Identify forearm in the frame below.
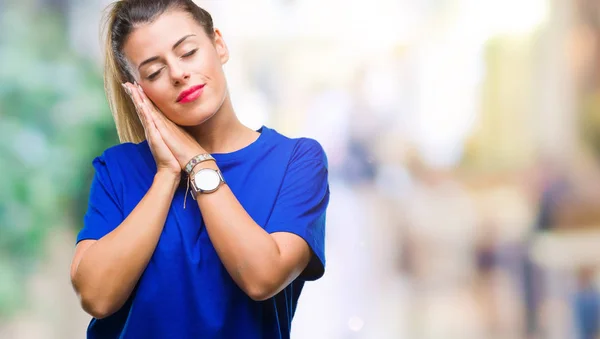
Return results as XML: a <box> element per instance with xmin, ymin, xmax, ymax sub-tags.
<box><xmin>197</xmin><ymin>182</ymin><xmax>297</xmax><ymax>300</ymax></box>
<box><xmin>73</xmin><ymin>171</ymin><xmax>179</xmax><ymax>317</ymax></box>
<box><xmin>199</xmin><ymin>187</ymin><xmax>284</xmax><ymax>298</ymax></box>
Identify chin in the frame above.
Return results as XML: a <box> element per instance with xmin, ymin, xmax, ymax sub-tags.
<box><xmin>173</xmin><ymin>110</ymin><xmax>217</xmax><ymax>127</ymax></box>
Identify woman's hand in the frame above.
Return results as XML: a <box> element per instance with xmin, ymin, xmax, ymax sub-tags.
<box><xmin>123</xmin><ymin>82</ymin><xmax>181</xmax><ymax>179</ymax></box>
<box><xmin>128</xmin><ymin>83</ymin><xmax>206</xmax><ymax>172</ymax></box>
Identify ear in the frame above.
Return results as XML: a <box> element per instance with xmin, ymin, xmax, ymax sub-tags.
<box><xmin>213</xmin><ymin>29</ymin><xmax>229</xmax><ymax>65</ymax></box>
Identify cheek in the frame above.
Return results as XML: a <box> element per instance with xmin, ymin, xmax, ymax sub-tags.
<box><xmin>194</xmin><ymin>51</ymin><xmax>224</xmax><ymax>78</ymax></box>
<box><xmin>144</xmin><ymin>88</ymin><xmax>165</xmax><ymax>106</ymax></box>
<box><xmin>208</xmin><ymin>62</ymin><xmax>227</xmax><ymax>92</ymax></box>
<box><xmin>144</xmin><ymin>86</ymin><xmax>175</xmax><ymax>114</ymax></box>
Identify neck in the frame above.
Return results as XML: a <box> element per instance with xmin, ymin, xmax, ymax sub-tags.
<box><xmin>184</xmin><ymin>93</ymin><xmax>257</xmax><ymax>154</ymax></box>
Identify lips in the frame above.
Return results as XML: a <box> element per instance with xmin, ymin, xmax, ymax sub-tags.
<box><xmin>176</xmin><ymin>84</ymin><xmax>206</xmax><ymax>103</ymax></box>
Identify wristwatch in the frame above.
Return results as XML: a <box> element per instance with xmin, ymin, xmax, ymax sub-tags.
<box><xmin>190</xmin><ymin>168</ymin><xmax>225</xmax><ymax>197</ymax></box>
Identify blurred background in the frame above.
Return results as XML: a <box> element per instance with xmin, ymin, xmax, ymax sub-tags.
<box><xmin>3</xmin><ymin>0</ymin><xmax>600</xmax><ymax>338</ymax></box>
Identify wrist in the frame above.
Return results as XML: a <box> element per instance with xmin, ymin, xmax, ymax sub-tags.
<box><xmin>155</xmin><ymin>169</ymin><xmax>181</xmax><ymax>186</ymax></box>
<box><xmin>184</xmin><ymin>152</ymin><xmax>216</xmax><ymax>175</ymax></box>
<box><xmin>191</xmin><ymin>159</ymin><xmax>218</xmax><ymax>172</ymax></box>
<box><xmin>182</xmin><ymin>148</ymin><xmax>207</xmax><ymax>167</ymax></box>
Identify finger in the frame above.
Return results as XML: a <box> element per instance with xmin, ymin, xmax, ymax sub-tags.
<box><xmin>128</xmin><ymin>84</ymin><xmax>152</xmax><ymax>128</ymax></box>
<box><xmin>123</xmin><ymin>83</ymin><xmax>141</xmax><ymax>114</ymax></box>
<box><xmin>139</xmin><ymin>101</ymin><xmax>163</xmax><ymax>145</ymax></box>
<box><xmin>135</xmin><ymin>82</ymin><xmax>148</xmax><ymax>105</ymax></box>
<box><xmin>132</xmin><ymin>83</ymin><xmax>160</xmax><ymax>123</ymax></box>
<box><xmin>125</xmin><ymin>83</ymin><xmax>154</xmax><ymax>142</ymax></box>
<box><xmin>146</xmin><ymin>114</ymin><xmax>161</xmax><ymax>142</ymax></box>
<box><xmin>134</xmin><ymin>83</ymin><xmax>170</xmax><ymax>126</ymax></box>
<box><xmin>128</xmin><ymin>83</ymin><xmax>145</xmax><ymax>112</ymax></box>
<box><xmin>131</xmin><ymin>84</ymin><xmax>182</xmax><ymax>150</ymax></box>
<box><xmin>149</xmin><ymin>110</ymin><xmax>171</xmax><ymax>145</ymax></box>
<box><xmin>123</xmin><ymin>83</ymin><xmax>143</xmax><ymax>120</ymax></box>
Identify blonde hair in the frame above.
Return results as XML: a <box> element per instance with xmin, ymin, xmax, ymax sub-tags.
<box><xmin>101</xmin><ymin>0</ymin><xmax>215</xmax><ymax>143</ymax></box>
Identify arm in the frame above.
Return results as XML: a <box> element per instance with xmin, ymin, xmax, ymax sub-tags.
<box><xmin>70</xmin><ymin>171</ymin><xmax>179</xmax><ymax>319</ymax></box>
<box><xmin>71</xmin><ymin>82</ymin><xmax>183</xmax><ymax>319</ymax></box>
<box><xmin>194</xmin><ymin>164</ymin><xmax>312</xmax><ymax>301</ymax></box>
<box><xmin>129</xmin><ymin>84</ymin><xmax>328</xmax><ymax>301</ymax></box>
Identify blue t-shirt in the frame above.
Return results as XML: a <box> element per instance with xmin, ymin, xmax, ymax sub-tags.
<box><xmin>76</xmin><ymin>126</ymin><xmax>329</xmax><ymax>339</ymax></box>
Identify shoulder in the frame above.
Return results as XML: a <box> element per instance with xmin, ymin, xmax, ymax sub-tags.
<box><xmin>91</xmin><ymin>141</ymin><xmax>151</xmax><ymax>182</ymax></box>
<box><xmin>265</xmin><ymin>127</ymin><xmax>327</xmax><ymax>167</ymax></box>
<box><xmin>88</xmin><ymin>142</ymin><xmax>152</xmax><ymax>200</ymax></box>
<box><xmin>290</xmin><ymin>137</ymin><xmax>327</xmax><ymax>166</ymax></box>
<box><xmin>97</xmin><ymin>141</ymin><xmax>148</xmax><ymax>162</ymax></box>
<box><xmin>93</xmin><ymin>141</ymin><xmax>150</xmax><ymax>167</ymax></box>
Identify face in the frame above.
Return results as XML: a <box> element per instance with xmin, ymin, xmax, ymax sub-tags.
<box><xmin>122</xmin><ymin>9</ymin><xmax>229</xmax><ymax>126</ymax></box>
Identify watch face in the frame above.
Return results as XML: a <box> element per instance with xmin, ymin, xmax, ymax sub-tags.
<box><xmin>194</xmin><ymin>169</ymin><xmax>221</xmax><ymax>191</ymax></box>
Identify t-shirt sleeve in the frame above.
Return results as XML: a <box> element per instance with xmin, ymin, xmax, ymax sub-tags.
<box><xmin>76</xmin><ymin>154</ymin><xmax>124</xmax><ymax>244</ymax></box>
<box><xmin>265</xmin><ymin>138</ymin><xmax>330</xmax><ymax>281</ymax></box>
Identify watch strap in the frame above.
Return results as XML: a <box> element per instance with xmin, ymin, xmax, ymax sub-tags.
<box><xmin>184</xmin><ymin>153</ymin><xmax>215</xmax><ymax>175</ymax></box>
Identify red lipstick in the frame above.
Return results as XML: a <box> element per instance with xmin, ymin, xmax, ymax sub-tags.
<box><xmin>176</xmin><ymin>84</ymin><xmax>205</xmax><ymax>103</ymax></box>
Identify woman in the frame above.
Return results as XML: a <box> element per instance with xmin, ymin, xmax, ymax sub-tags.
<box><xmin>69</xmin><ymin>0</ymin><xmax>330</xmax><ymax>338</ymax></box>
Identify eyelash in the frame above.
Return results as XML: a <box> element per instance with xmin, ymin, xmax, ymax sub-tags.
<box><xmin>182</xmin><ymin>49</ymin><xmax>198</xmax><ymax>58</ymax></box>
<box><xmin>146</xmin><ymin>49</ymin><xmax>198</xmax><ymax>80</ymax></box>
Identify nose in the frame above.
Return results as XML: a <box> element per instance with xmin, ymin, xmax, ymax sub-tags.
<box><xmin>170</xmin><ymin>62</ymin><xmax>190</xmax><ymax>86</ymax></box>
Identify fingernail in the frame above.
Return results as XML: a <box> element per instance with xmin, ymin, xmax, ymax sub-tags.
<box><xmin>121</xmin><ymin>83</ymin><xmax>131</xmax><ymax>96</ymax></box>
<box><xmin>135</xmin><ymin>83</ymin><xmax>146</xmax><ymax>103</ymax></box>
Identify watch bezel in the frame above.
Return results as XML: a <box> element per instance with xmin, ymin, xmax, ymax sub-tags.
<box><xmin>190</xmin><ymin>168</ymin><xmax>224</xmax><ymax>197</ymax></box>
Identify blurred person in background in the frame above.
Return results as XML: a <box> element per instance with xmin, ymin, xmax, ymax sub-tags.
<box><xmin>573</xmin><ymin>266</ymin><xmax>600</xmax><ymax>339</ymax></box>
<box><xmin>68</xmin><ymin>1</ymin><xmax>330</xmax><ymax>338</ymax></box>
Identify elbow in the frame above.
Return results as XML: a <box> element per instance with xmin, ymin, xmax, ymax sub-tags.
<box><xmin>80</xmin><ymin>296</ymin><xmax>116</xmax><ymax>319</ymax></box>
<box><xmin>70</xmin><ymin>254</ymin><xmax>122</xmax><ymax>319</ymax></box>
<box><xmin>242</xmin><ymin>276</ymin><xmax>282</xmax><ymax>301</ymax></box>
<box><xmin>245</xmin><ymin>285</ymin><xmax>275</xmax><ymax>301</ymax></box>
<box><xmin>73</xmin><ymin>281</ymin><xmax>119</xmax><ymax>319</ymax></box>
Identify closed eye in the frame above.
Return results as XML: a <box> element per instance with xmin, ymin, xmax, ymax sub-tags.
<box><xmin>146</xmin><ymin>49</ymin><xmax>197</xmax><ymax>80</ymax></box>
<box><xmin>147</xmin><ymin>68</ymin><xmax>164</xmax><ymax>80</ymax></box>
<box><xmin>182</xmin><ymin>49</ymin><xmax>198</xmax><ymax>58</ymax></box>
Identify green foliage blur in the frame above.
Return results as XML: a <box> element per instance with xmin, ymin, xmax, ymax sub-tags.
<box><xmin>0</xmin><ymin>4</ymin><xmax>119</xmax><ymax>318</ymax></box>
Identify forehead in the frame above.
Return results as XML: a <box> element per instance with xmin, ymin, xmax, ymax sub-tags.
<box><xmin>122</xmin><ymin>10</ymin><xmax>205</xmax><ymax>63</ymax></box>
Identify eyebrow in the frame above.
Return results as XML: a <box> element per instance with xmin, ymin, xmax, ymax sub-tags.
<box><xmin>137</xmin><ymin>34</ymin><xmax>196</xmax><ymax>71</ymax></box>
